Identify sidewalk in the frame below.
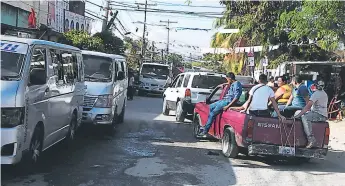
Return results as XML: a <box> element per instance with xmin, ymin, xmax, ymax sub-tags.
<box><xmin>325</xmin><ymin>120</ymin><xmax>345</xmax><ymax>167</ymax></box>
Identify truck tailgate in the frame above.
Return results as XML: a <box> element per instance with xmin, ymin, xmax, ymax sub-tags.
<box><xmin>250</xmin><ymin>117</ymin><xmax>328</xmax><ymax>148</ymax></box>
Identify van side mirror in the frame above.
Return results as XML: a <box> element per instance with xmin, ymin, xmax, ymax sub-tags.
<box><xmin>117</xmin><ymin>71</ymin><xmax>125</xmax><ymax>81</ymax></box>
<box><xmin>29</xmin><ymin>68</ymin><xmax>46</xmax><ymax>85</ymax></box>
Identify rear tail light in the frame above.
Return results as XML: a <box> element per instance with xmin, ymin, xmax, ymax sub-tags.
<box><xmin>323</xmin><ymin>127</ymin><xmax>330</xmax><ymax>148</ymax></box>
<box><xmin>185</xmin><ymin>89</ymin><xmax>191</xmax><ymax>97</ymax></box>
<box><xmin>246</xmin><ymin>119</ymin><xmax>254</xmax><ymax>140</ymax></box>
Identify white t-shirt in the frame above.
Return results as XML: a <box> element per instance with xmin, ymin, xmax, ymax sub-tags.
<box><xmin>248</xmin><ymin>84</ymin><xmax>275</xmax><ymax>111</ymax></box>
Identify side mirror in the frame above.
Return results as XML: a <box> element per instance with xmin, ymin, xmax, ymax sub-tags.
<box><xmin>29</xmin><ymin>68</ymin><xmax>46</xmax><ymax>85</ymax></box>
<box><xmin>117</xmin><ymin>71</ymin><xmax>125</xmax><ymax>81</ymax></box>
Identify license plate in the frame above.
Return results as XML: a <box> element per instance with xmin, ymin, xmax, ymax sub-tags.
<box><xmin>278</xmin><ymin>146</ymin><xmax>295</xmax><ymax>156</ymax></box>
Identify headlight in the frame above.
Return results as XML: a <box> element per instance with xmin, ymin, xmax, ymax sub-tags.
<box><xmin>1</xmin><ymin>107</ymin><xmax>25</xmax><ymax>128</ymax></box>
<box><xmin>94</xmin><ymin>95</ymin><xmax>113</xmax><ymax>108</ymax></box>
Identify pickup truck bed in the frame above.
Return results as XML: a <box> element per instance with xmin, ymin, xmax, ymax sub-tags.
<box><xmin>194</xmin><ymin>84</ymin><xmax>330</xmax><ymax>159</ymax></box>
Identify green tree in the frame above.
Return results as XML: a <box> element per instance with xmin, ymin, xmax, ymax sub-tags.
<box><xmin>212</xmin><ymin>1</ymin><xmax>344</xmax><ymax>67</ymax></box>
<box><xmin>58</xmin><ymin>30</ymin><xmax>104</xmax><ymax>51</ymax></box>
<box><xmin>167</xmin><ymin>53</ymin><xmax>183</xmax><ymax>67</ymax></box>
<box><xmin>93</xmin><ymin>31</ymin><xmax>125</xmax><ymax>55</ymax></box>
<box><xmin>124</xmin><ymin>37</ymin><xmax>141</xmax><ymax>70</ymax></box>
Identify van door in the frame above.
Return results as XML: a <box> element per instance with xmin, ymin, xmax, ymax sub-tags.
<box><xmin>45</xmin><ymin>49</ymin><xmax>72</xmax><ymax>145</ymax></box>
<box><xmin>75</xmin><ymin>52</ymin><xmax>85</xmax><ymax>128</ymax></box>
<box><xmin>26</xmin><ymin>47</ymin><xmax>51</xmax><ymax>147</ymax></box>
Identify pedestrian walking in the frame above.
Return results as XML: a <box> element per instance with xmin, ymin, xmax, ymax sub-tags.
<box><xmin>128</xmin><ymin>73</ymin><xmax>135</xmax><ymax>100</ymax></box>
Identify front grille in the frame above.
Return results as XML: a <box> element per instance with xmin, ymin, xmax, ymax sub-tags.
<box><xmin>83</xmin><ymin>96</ymin><xmax>97</xmax><ymax>107</ymax></box>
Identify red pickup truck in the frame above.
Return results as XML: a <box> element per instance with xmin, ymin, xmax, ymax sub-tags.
<box><xmin>193</xmin><ymin>83</ymin><xmax>329</xmax><ymax>161</ymax></box>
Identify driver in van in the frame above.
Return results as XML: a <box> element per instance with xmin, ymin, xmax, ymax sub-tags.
<box><xmin>198</xmin><ymin>72</ymin><xmax>242</xmax><ymax>137</ymax></box>
<box><xmin>100</xmin><ymin>63</ymin><xmax>111</xmax><ymax>78</ymax></box>
<box><xmin>293</xmin><ymin>80</ymin><xmax>328</xmax><ymax>148</ymax></box>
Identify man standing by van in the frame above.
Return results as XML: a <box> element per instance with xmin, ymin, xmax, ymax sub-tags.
<box><xmin>293</xmin><ymin>80</ymin><xmax>328</xmax><ymax>148</ymax></box>
<box><xmin>198</xmin><ymin>72</ymin><xmax>242</xmax><ymax>137</ymax></box>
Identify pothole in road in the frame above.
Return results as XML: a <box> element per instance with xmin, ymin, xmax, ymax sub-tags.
<box><xmin>124</xmin><ymin>157</ymin><xmax>167</xmax><ymax>178</ymax></box>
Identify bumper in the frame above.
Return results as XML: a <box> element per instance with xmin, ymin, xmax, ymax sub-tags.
<box><xmin>139</xmin><ymin>87</ymin><xmax>165</xmax><ymax>94</ymax></box>
<box><xmin>1</xmin><ymin>125</ymin><xmax>25</xmax><ymax>164</ymax></box>
<box><xmin>182</xmin><ymin>99</ymin><xmax>195</xmax><ymax>114</ymax></box>
<box><xmin>82</xmin><ymin>107</ymin><xmax>114</xmax><ymax>125</ymax></box>
<box><xmin>248</xmin><ymin>144</ymin><xmax>328</xmax><ymax>159</ymax></box>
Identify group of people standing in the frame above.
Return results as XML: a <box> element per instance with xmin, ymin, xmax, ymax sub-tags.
<box><xmin>199</xmin><ymin>72</ymin><xmax>329</xmax><ymax>149</ymax></box>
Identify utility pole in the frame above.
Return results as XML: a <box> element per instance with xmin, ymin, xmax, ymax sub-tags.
<box><xmin>161</xmin><ymin>49</ymin><xmax>164</xmax><ymax>62</ymax></box>
<box><xmin>160</xmin><ymin>19</ymin><xmax>178</xmax><ymax>58</ymax></box>
<box><xmin>151</xmin><ymin>41</ymin><xmax>155</xmax><ymax>62</ymax></box>
<box><xmin>102</xmin><ymin>0</ymin><xmax>110</xmax><ymax>31</ymax></box>
<box><xmin>135</xmin><ymin>0</ymin><xmax>156</xmax><ymax>65</ymax></box>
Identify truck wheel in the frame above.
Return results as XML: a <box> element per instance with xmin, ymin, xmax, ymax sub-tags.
<box><xmin>162</xmin><ymin>98</ymin><xmax>170</xmax><ymax>115</ymax></box>
<box><xmin>221</xmin><ymin>128</ymin><xmax>239</xmax><ymax>158</ymax></box>
<box><xmin>192</xmin><ymin>114</ymin><xmax>201</xmax><ymax>139</ymax></box>
<box><xmin>175</xmin><ymin>101</ymin><xmax>186</xmax><ymax>122</ymax></box>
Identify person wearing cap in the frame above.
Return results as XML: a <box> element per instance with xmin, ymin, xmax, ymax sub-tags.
<box><xmin>198</xmin><ymin>72</ymin><xmax>242</xmax><ymax>137</ymax></box>
<box><xmin>293</xmin><ymin>80</ymin><xmax>328</xmax><ymax>148</ymax></box>
<box><xmin>267</xmin><ymin>76</ymin><xmax>277</xmax><ymax>87</ymax></box>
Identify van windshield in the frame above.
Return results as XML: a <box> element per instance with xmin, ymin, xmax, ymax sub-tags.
<box><xmin>83</xmin><ymin>54</ymin><xmax>113</xmax><ymax>82</ymax></box>
<box><xmin>1</xmin><ymin>51</ymin><xmax>25</xmax><ymax>81</ymax></box>
<box><xmin>141</xmin><ymin>64</ymin><xmax>169</xmax><ymax>80</ymax></box>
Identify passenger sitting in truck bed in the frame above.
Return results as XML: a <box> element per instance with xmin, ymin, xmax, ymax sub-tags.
<box><xmin>272</xmin><ymin>75</ymin><xmax>309</xmax><ymax>118</ymax></box>
<box><xmin>198</xmin><ymin>72</ymin><xmax>242</xmax><ymax>137</ymax></box>
<box><xmin>293</xmin><ymin>80</ymin><xmax>328</xmax><ymax>148</ymax></box>
<box><xmin>231</xmin><ymin>74</ymin><xmax>285</xmax><ymax>121</ymax></box>
<box><xmin>271</xmin><ymin>76</ymin><xmax>292</xmax><ymax>109</ymax></box>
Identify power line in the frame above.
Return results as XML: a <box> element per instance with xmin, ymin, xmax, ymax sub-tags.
<box><xmin>148</xmin><ymin>0</ymin><xmax>225</xmax><ymax>9</ymax></box>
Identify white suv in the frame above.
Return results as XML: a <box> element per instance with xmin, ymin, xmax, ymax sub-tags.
<box><xmin>162</xmin><ymin>72</ymin><xmax>228</xmax><ymax>122</ymax></box>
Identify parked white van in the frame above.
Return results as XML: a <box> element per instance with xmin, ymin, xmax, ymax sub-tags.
<box><xmin>1</xmin><ymin>36</ymin><xmax>85</xmax><ymax>164</ymax></box>
<box><xmin>81</xmin><ymin>50</ymin><xmax>127</xmax><ymax>132</ymax></box>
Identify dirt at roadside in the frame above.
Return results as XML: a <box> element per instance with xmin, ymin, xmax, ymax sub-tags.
<box><xmin>326</xmin><ymin>121</ymin><xmax>345</xmax><ymax>167</ymax></box>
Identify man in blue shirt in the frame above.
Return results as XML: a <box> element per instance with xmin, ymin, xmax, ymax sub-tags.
<box><xmin>199</xmin><ymin>72</ymin><xmax>242</xmax><ymax>137</ymax></box>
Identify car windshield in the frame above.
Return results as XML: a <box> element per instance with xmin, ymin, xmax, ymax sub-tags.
<box><xmin>191</xmin><ymin>75</ymin><xmax>228</xmax><ymax>89</ymax></box>
<box><xmin>83</xmin><ymin>54</ymin><xmax>113</xmax><ymax>82</ymax></box>
<box><xmin>141</xmin><ymin>64</ymin><xmax>169</xmax><ymax>80</ymax></box>
<box><xmin>1</xmin><ymin>51</ymin><xmax>25</xmax><ymax>81</ymax></box>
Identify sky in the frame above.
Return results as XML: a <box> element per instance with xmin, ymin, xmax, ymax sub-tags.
<box><xmin>86</xmin><ymin>0</ymin><xmax>225</xmax><ymax>58</ymax></box>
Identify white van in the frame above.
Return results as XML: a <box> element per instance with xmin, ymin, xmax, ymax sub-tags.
<box><xmin>81</xmin><ymin>51</ymin><xmax>127</xmax><ymax>132</ymax></box>
<box><xmin>1</xmin><ymin>36</ymin><xmax>85</xmax><ymax>164</ymax></box>
<box><xmin>138</xmin><ymin>63</ymin><xmax>170</xmax><ymax>95</ymax></box>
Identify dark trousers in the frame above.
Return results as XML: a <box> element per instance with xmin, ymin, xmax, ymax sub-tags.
<box><xmin>127</xmin><ymin>86</ymin><xmax>134</xmax><ymax>100</ymax></box>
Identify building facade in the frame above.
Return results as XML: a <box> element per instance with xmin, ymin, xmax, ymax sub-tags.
<box><xmin>1</xmin><ymin>0</ymin><xmax>93</xmax><ymax>41</ymax></box>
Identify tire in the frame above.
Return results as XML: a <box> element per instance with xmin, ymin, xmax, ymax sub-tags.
<box><xmin>118</xmin><ymin>104</ymin><xmax>125</xmax><ymax>124</ymax></box>
<box><xmin>175</xmin><ymin>101</ymin><xmax>186</xmax><ymax>122</ymax></box>
<box><xmin>192</xmin><ymin>114</ymin><xmax>201</xmax><ymax>139</ymax></box>
<box><xmin>66</xmin><ymin>114</ymin><xmax>77</xmax><ymax>142</ymax></box>
<box><xmin>28</xmin><ymin>125</ymin><xmax>43</xmax><ymax>164</ymax></box>
<box><xmin>221</xmin><ymin>128</ymin><xmax>239</xmax><ymax>158</ymax></box>
<box><xmin>162</xmin><ymin>98</ymin><xmax>170</xmax><ymax>116</ymax></box>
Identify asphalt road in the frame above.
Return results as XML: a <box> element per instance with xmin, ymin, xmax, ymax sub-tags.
<box><xmin>1</xmin><ymin>96</ymin><xmax>345</xmax><ymax>186</ymax></box>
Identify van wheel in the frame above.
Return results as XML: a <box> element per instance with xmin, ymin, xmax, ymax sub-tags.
<box><xmin>176</xmin><ymin>101</ymin><xmax>186</xmax><ymax>122</ymax></box>
<box><xmin>28</xmin><ymin>126</ymin><xmax>43</xmax><ymax>164</ymax></box>
<box><xmin>162</xmin><ymin>98</ymin><xmax>170</xmax><ymax>115</ymax></box>
<box><xmin>193</xmin><ymin>114</ymin><xmax>201</xmax><ymax>139</ymax></box>
<box><xmin>66</xmin><ymin>114</ymin><xmax>77</xmax><ymax>142</ymax></box>
<box><xmin>107</xmin><ymin>114</ymin><xmax>118</xmax><ymax>135</ymax></box>
<box><xmin>118</xmin><ymin>105</ymin><xmax>125</xmax><ymax>124</ymax></box>
<box><xmin>221</xmin><ymin>128</ymin><xmax>239</xmax><ymax>158</ymax></box>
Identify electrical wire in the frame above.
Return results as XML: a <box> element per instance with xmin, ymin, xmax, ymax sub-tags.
<box><xmin>148</xmin><ymin>0</ymin><xmax>225</xmax><ymax>9</ymax></box>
